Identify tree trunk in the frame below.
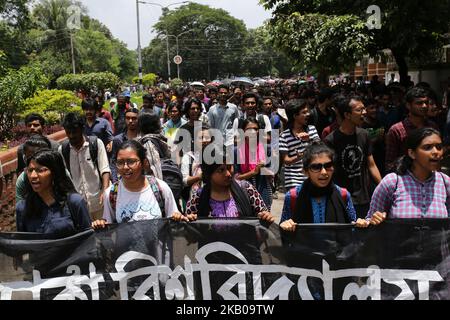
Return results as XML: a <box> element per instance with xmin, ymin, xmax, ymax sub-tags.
<box><xmin>391</xmin><ymin>49</ymin><xmax>409</xmax><ymax>87</ymax></box>
<box><xmin>317</xmin><ymin>69</ymin><xmax>329</xmax><ymax>87</ymax></box>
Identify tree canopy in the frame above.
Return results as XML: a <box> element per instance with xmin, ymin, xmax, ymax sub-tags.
<box><xmin>261</xmin><ymin>0</ymin><xmax>450</xmax><ymax>84</ymax></box>
<box><xmin>142</xmin><ymin>3</ymin><xmax>292</xmax><ymax>80</ymax></box>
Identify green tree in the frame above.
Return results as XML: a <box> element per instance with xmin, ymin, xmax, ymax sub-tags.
<box><xmin>0</xmin><ymin>0</ymin><xmax>30</xmax><ymax>68</ymax></box>
<box><xmin>75</xmin><ymin>28</ymin><xmax>120</xmax><ymax>74</ymax></box>
<box><xmin>143</xmin><ymin>3</ymin><xmax>248</xmax><ymax>80</ymax></box>
<box><xmin>0</xmin><ymin>65</ymin><xmax>49</xmax><ymax>138</ymax></box>
<box><xmin>261</xmin><ymin>0</ymin><xmax>450</xmax><ymax>85</ymax></box>
<box><xmin>56</xmin><ymin>72</ymin><xmax>120</xmax><ymax>92</ymax></box>
<box><xmin>243</xmin><ymin>25</ymin><xmax>294</xmax><ymax>78</ymax></box>
<box><xmin>28</xmin><ymin>0</ymin><xmax>136</xmax><ymax>81</ymax></box>
<box><xmin>22</xmin><ymin>89</ymin><xmax>81</xmax><ymax>123</ymax></box>
<box><xmin>0</xmin><ymin>0</ymin><xmax>29</xmax><ymax>28</ymax></box>
<box><xmin>133</xmin><ymin>73</ymin><xmax>157</xmax><ymax>86</ymax></box>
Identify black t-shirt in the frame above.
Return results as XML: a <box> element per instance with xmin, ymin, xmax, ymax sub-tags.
<box><xmin>324</xmin><ymin>128</ymin><xmax>372</xmax><ymax>205</ymax></box>
<box><xmin>311</xmin><ymin>107</ymin><xmax>335</xmax><ymax>137</ymax></box>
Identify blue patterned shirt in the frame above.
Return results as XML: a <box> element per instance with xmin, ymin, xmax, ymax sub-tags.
<box><xmin>280</xmin><ymin>183</ymin><xmax>357</xmax><ymax>223</ymax></box>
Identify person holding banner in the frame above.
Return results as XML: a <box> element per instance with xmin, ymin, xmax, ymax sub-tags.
<box><xmin>16</xmin><ymin>149</ymin><xmax>91</xmax><ymax>236</ymax></box>
<box><xmin>91</xmin><ymin>140</ymin><xmax>186</xmax><ymax>229</ymax></box>
<box><xmin>358</xmin><ymin>127</ymin><xmax>450</xmax><ymax>227</ymax></box>
<box><xmin>280</xmin><ymin>143</ymin><xmax>359</xmax><ymax>232</ymax></box>
<box><xmin>184</xmin><ymin>148</ymin><xmax>275</xmax><ymax>223</ymax></box>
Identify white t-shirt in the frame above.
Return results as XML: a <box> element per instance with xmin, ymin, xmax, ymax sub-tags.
<box><xmin>102</xmin><ymin>177</ymin><xmax>177</xmax><ymax>223</ymax></box>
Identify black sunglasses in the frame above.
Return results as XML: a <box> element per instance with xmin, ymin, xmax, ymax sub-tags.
<box><xmin>308</xmin><ymin>161</ymin><xmax>334</xmax><ymax>172</ymax></box>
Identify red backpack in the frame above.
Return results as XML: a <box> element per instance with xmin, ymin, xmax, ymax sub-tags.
<box><xmin>289</xmin><ymin>186</ymin><xmax>348</xmax><ymax>215</ymax></box>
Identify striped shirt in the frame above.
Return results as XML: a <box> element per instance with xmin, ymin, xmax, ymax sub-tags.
<box><xmin>366</xmin><ymin>171</ymin><xmax>450</xmax><ymax>219</ymax></box>
<box><xmin>279</xmin><ymin>126</ymin><xmax>320</xmax><ymax>189</ymax></box>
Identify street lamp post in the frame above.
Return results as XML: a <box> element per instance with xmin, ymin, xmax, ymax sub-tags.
<box><xmin>136</xmin><ymin>0</ymin><xmax>143</xmax><ymax>87</ymax></box>
<box><xmin>137</xmin><ymin>1</ymin><xmax>190</xmax><ymax>81</ymax></box>
<box><xmin>167</xmin><ymin>29</ymin><xmax>194</xmax><ymax>79</ymax></box>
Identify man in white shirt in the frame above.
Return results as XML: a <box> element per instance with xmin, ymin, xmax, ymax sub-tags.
<box><xmin>60</xmin><ymin>112</ymin><xmax>111</xmax><ymax>220</ymax></box>
<box><xmin>207</xmin><ymin>84</ymin><xmax>240</xmax><ymax>148</ymax></box>
<box><xmin>232</xmin><ymin>92</ymin><xmax>272</xmax><ymax>143</ymax></box>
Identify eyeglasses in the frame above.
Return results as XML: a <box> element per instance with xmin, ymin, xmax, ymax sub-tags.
<box><xmin>26</xmin><ymin>167</ymin><xmax>50</xmax><ymax>175</ymax></box>
<box><xmin>421</xmin><ymin>143</ymin><xmax>443</xmax><ymax>151</ymax></box>
<box><xmin>115</xmin><ymin>159</ymin><xmax>141</xmax><ymax>168</ymax></box>
<box><xmin>308</xmin><ymin>162</ymin><xmax>334</xmax><ymax>172</ymax></box>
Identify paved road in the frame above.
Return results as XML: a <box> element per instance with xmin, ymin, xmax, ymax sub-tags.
<box><xmin>271</xmin><ymin>192</ymin><xmax>285</xmax><ymax>223</ymax></box>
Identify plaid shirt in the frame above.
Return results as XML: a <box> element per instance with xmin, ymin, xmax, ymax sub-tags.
<box><xmin>385</xmin><ymin>118</ymin><xmax>438</xmax><ymax>171</ymax></box>
<box><xmin>366</xmin><ymin>171</ymin><xmax>450</xmax><ymax>219</ymax></box>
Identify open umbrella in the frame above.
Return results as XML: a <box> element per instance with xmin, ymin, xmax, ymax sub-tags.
<box><xmin>230</xmin><ymin>77</ymin><xmax>254</xmax><ymax>87</ymax></box>
<box><xmin>190</xmin><ymin>81</ymin><xmax>205</xmax><ymax>87</ymax></box>
<box><xmin>221</xmin><ymin>78</ymin><xmax>233</xmax><ymax>85</ymax></box>
<box><xmin>207</xmin><ymin>80</ymin><xmax>222</xmax><ymax>87</ymax></box>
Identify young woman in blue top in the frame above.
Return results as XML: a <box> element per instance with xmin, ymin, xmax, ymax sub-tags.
<box><xmin>280</xmin><ymin>142</ymin><xmax>360</xmax><ymax>232</ymax></box>
<box><xmin>16</xmin><ymin>149</ymin><xmax>92</xmax><ymax>236</ymax></box>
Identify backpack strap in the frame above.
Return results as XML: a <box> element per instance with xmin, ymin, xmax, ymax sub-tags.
<box><xmin>61</xmin><ymin>140</ymin><xmax>71</xmax><ymax>174</ymax></box>
<box><xmin>340</xmin><ymin>187</ymin><xmax>348</xmax><ymax>203</ymax></box>
<box><xmin>147</xmin><ymin>175</ymin><xmax>166</xmax><ymax>217</ymax></box>
<box><xmin>87</xmin><ymin>136</ymin><xmax>102</xmax><ymax>189</ymax></box>
<box><xmin>290</xmin><ymin>187</ymin><xmax>297</xmax><ymax>216</ymax></box>
<box><xmin>108</xmin><ymin>182</ymin><xmax>119</xmax><ymax>223</ymax></box>
<box><xmin>257</xmin><ymin>114</ymin><xmax>266</xmax><ymax>130</ymax></box>
<box><xmin>108</xmin><ymin>177</ymin><xmax>166</xmax><ymax>220</ymax></box>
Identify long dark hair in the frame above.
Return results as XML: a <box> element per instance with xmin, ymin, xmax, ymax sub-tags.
<box><xmin>115</xmin><ymin>140</ymin><xmax>147</xmax><ymax>176</ymax></box>
<box><xmin>116</xmin><ymin>140</ymin><xmax>147</xmax><ymax>163</ymax></box>
<box><xmin>285</xmin><ymin>99</ymin><xmax>308</xmax><ymax>129</ymax></box>
<box><xmin>198</xmin><ymin>148</ymin><xmax>253</xmax><ymax>217</ymax></box>
<box><xmin>395</xmin><ymin>127</ymin><xmax>441</xmax><ymax>175</ymax></box>
<box><xmin>24</xmin><ymin>149</ymin><xmax>76</xmax><ymax>218</ymax></box>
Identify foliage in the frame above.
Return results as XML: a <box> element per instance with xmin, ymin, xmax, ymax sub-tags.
<box><xmin>0</xmin><ymin>0</ymin><xmax>30</xmax><ymax>29</ymax></box>
<box><xmin>28</xmin><ymin>48</ymin><xmax>72</xmax><ymax>87</ymax></box>
<box><xmin>169</xmin><ymin>78</ymin><xmax>183</xmax><ymax>88</ymax></box>
<box><xmin>0</xmin><ymin>65</ymin><xmax>49</xmax><ymax>139</ymax></box>
<box><xmin>22</xmin><ymin>89</ymin><xmax>82</xmax><ymax>123</ymax></box>
<box><xmin>244</xmin><ymin>26</ymin><xmax>294</xmax><ymax>78</ymax></box>
<box><xmin>0</xmin><ymin>50</ymin><xmax>8</xmax><ymax>75</ymax></box>
<box><xmin>268</xmin><ymin>13</ymin><xmax>372</xmax><ymax>76</ymax></box>
<box><xmin>144</xmin><ymin>3</ymin><xmax>247</xmax><ymax>80</ymax></box>
<box><xmin>75</xmin><ymin>28</ymin><xmax>120</xmax><ymax>74</ymax></box>
<box><xmin>56</xmin><ymin>72</ymin><xmax>120</xmax><ymax>92</ymax></box>
<box><xmin>24</xmin><ymin>0</ymin><xmax>136</xmax><ymax>81</ymax></box>
<box><xmin>132</xmin><ymin>73</ymin><xmax>158</xmax><ymax>86</ymax></box>
<box><xmin>1</xmin><ymin>123</ymin><xmax>63</xmax><ymax>149</ymax></box>
<box><xmin>260</xmin><ymin>0</ymin><xmax>450</xmax><ymax>84</ymax></box>
<box><xmin>0</xmin><ymin>20</ymin><xmax>29</xmax><ymax>68</ymax></box>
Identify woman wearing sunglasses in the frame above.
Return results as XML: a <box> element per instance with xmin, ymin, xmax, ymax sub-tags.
<box><xmin>357</xmin><ymin>127</ymin><xmax>450</xmax><ymax>227</ymax></box>
<box><xmin>280</xmin><ymin>142</ymin><xmax>358</xmax><ymax>232</ymax></box>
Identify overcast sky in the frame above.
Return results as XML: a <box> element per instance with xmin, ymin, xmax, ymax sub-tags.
<box><xmin>77</xmin><ymin>0</ymin><xmax>272</xmax><ymax>49</ymax></box>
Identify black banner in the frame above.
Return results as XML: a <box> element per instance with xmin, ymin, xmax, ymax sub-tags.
<box><xmin>0</xmin><ymin>219</ymin><xmax>449</xmax><ymax>300</ymax></box>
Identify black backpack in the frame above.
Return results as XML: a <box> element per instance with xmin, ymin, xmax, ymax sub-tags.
<box><xmin>61</xmin><ymin>136</ymin><xmax>102</xmax><ymax>187</ymax></box>
<box><xmin>138</xmin><ymin>135</ymin><xmax>184</xmax><ymax>203</ymax></box>
<box><xmin>160</xmin><ymin>158</ymin><xmax>184</xmax><ymax>202</ymax></box>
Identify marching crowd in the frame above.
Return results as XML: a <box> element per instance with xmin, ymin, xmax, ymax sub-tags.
<box><xmin>8</xmin><ymin>77</ymin><xmax>450</xmax><ymax>236</ymax></box>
